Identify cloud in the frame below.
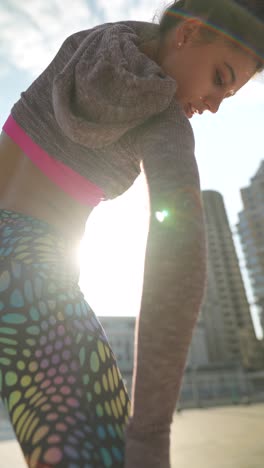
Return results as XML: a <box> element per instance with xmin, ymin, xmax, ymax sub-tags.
<box><xmin>0</xmin><ymin>0</ymin><xmax>104</xmax><ymax>75</ymax></box>
<box><xmin>96</xmin><ymin>0</ymin><xmax>161</xmax><ymax>22</ymax></box>
<box><xmin>0</xmin><ymin>0</ymin><xmax>163</xmax><ymax>76</ymax></box>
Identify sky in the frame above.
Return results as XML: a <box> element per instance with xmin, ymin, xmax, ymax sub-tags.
<box><xmin>0</xmin><ymin>0</ymin><xmax>263</xmax><ymax>336</ymax></box>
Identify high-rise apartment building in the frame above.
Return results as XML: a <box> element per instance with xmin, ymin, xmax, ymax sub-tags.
<box><xmin>202</xmin><ymin>190</ymin><xmax>262</xmax><ymax>370</ymax></box>
<box><xmin>99</xmin><ymin>315</ymin><xmax>209</xmax><ymax>394</ymax></box>
<box><xmin>98</xmin><ymin>315</ymin><xmax>258</xmax><ymax>408</ymax></box>
<box><xmin>237</xmin><ymin>161</ymin><xmax>264</xmax><ymax>334</ymax></box>
<box><xmin>99</xmin><ymin>316</ymin><xmax>135</xmax><ymax>393</ymax></box>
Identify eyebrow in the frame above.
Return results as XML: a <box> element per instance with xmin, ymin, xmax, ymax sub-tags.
<box><xmin>224</xmin><ymin>62</ymin><xmax>236</xmax><ymax>84</ymax></box>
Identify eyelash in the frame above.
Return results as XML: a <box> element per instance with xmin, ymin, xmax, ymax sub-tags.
<box><xmin>215</xmin><ymin>70</ymin><xmax>224</xmax><ymax>86</ymax></box>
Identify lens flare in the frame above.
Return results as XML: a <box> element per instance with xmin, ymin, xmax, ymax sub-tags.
<box><xmin>155</xmin><ymin>210</ymin><xmax>169</xmax><ymax>222</ymax></box>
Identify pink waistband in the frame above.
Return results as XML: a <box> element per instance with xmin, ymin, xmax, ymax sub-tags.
<box><xmin>3</xmin><ymin>115</ymin><xmax>105</xmax><ymax>207</ymax></box>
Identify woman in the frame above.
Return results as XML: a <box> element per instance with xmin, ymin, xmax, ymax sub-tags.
<box><xmin>0</xmin><ymin>0</ymin><xmax>263</xmax><ymax>467</ymax></box>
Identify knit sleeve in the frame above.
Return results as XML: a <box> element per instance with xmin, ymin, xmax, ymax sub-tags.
<box><xmin>125</xmin><ymin>102</ymin><xmax>207</xmax><ymax>468</ymax></box>
<box><xmin>52</xmin><ymin>23</ymin><xmax>176</xmax><ymax>149</ymax></box>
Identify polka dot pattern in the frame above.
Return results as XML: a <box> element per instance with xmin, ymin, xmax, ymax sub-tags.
<box><xmin>0</xmin><ymin>210</ymin><xmax>130</xmax><ymax>467</ymax></box>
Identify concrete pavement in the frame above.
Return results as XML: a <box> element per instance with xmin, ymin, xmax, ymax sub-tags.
<box><xmin>171</xmin><ymin>404</ymin><xmax>264</xmax><ymax>468</ymax></box>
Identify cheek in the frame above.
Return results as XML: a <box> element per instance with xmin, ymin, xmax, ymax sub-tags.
<box><xmin>161</xmin><ymin>54</ymin><xmax>211</xmax><ymax>101</ymax></box>
<box><xmin>176</xmin><ymin>65</ymin><xmax>203</xmax><ymax>95</ymax></box>
<box><xmin>176</xmin><ymin>74</ymin><xmax>198</xmax><ymax>99</ymax></box>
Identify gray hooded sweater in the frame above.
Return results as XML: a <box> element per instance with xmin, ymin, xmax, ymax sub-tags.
<box><xmin>11</xmin><ymin>20</ymin><xmax>206</xmax><ymax>468</ymax></box>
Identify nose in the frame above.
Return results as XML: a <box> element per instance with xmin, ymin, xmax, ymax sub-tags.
<box><xmin>205</xmin><ymin>94</ymin><xmax>225</xmax><ymax>114</ymax></box>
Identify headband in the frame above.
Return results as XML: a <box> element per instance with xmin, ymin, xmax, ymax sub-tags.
<box><xmin>166</xmin><ymin>0</ymin><xmax>264</xmax><ymax>63</ymax></box>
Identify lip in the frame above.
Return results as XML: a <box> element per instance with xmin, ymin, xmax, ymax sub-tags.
<box><xmin>184</xmin><ymin>103</ymin><xmax>203</xmax><ymax>118</ymax></box>
<box><xmin>184</xmin><ymin>103</ymin><xmax>194</xmax><ymax>119</ymax></box>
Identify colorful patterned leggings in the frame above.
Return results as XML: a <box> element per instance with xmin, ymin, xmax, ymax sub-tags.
<box><xmin>0</xmin><ymin>209</ymin><xmax>130</xmax><ymax>467</ymax></box>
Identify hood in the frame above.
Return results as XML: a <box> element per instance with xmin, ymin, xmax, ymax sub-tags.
<box><xmin>52</xmin><ymin>21</ymin><xmax>177</xmax><ymax>149</ymax></box>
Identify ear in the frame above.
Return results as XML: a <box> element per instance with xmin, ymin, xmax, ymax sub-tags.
<box><xmin>173</xmin><ymin>18</ymin><xmax>204</xmax><ymax>46</ymax></box>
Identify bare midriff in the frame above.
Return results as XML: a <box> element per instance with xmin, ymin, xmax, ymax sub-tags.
<box><xmin>0</xmin><ymin>131</ymin><xmax>93</xmax><ymax>244</ymax></box>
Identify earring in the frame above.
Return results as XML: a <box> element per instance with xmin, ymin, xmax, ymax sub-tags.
<box><xmin>177</xmin><ymin>42</ymin><xmax>182</xmax><ymax>48</ymax></box>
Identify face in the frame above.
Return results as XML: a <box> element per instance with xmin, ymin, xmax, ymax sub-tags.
<box><xmin>158</xmin><ymin>20</ymin><xmax>258</xmax><ymax>118</ymax></box>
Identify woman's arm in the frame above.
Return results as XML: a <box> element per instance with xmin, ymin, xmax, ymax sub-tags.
<box><xmin>125</xmin><ymin>103</ymin><xmax>207</xmax><ymax>468</ymax></box>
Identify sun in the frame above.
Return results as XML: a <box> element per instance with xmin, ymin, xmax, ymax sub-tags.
<box><xmin>78</xmin><ymin>174</ymin><xmax>149</xmax><ymax>318</ymax></box>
